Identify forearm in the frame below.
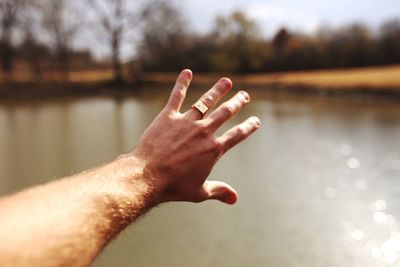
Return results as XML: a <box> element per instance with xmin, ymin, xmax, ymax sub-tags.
<box><xmin>0</xmin><ymin>154</ymin><xmax>157</xmax><ymax>267</ymax></box>
<box><xmin>0</xmin><ymin>70</ymin><xmax>260</xmax><ymax>266</ymax></box>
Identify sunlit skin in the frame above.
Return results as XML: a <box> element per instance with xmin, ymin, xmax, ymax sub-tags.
<box><xmin>0</xmin><ymin>70</ymin><xmax>261</xmax><ymax>267</ymax></box>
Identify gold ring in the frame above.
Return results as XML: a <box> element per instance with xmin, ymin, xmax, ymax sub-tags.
<box><xmin>191</xmin><ymin>100</ymin><xmax>208</xmax><ymax>117</ymax></box>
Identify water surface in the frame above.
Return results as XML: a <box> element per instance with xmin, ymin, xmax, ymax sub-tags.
<box><xmin>0</xmin><ymin>90</ymin><xmax>400</xmax><ymax>266</ymax></box>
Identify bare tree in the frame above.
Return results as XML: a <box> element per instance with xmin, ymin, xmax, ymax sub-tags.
<box><xmin>380</xmin><ymin>19</ymin><xmax>400</xmax><ymax>64</ymax></box>
<box><xmin>40</xmin><ymin>0</ymin><xmax>81</xmax><ymax>80</ymax></box>
<box><xmin>138</xmin><ymin>1</ymin><xmax>188</xmax><ymax>72</ymax></box>
<box><xmin>19</xmin><ymin>24</ymin><xmax>49</xmax><ymax>81</ymax></box>
<box><xmin>15</xmin><ymin>1</ymin><xmax>49</xmax><ymax>81</ymax></box>
<box><xmin>88</xmin><ymin>0</ymin><xmax>142</xmax><ymax>82</ymax></box>
<box><xmin>0</xmin><ymin>0</ymin><xmax>26</xmax><ymax>74</ymax></box>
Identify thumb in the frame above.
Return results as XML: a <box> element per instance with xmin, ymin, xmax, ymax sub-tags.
<box><xmin>203</xmin><ymin>181</ymin><xmax>238</xmax><ymax>205</ymax></box>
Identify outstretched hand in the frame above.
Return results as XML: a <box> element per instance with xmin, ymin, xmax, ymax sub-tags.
<box><xmin>132</xmin><ymin>70</ymin><xmax>261</xmax><ymax>205</ymax></box>
<box><xmin>0</xmin><ymin>70</ymin><xmax>259</xmax><ymax>266</ymax></box>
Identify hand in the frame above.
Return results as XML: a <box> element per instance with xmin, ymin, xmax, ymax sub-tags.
<box><xmin>132</xmin><ymin>69</ymin><xmax>261</xmax><ymax>205</ymax></box>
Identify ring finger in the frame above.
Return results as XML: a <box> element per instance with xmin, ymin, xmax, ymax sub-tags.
<box><xmin>185</xmin><ymin>77</ymin><xmax>233</xmax><ymax>120</ymax></box>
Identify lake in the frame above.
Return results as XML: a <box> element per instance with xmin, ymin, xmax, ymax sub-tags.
<box><xmin>0</xmin><ymin>89</ymin><xmax>400</xmax><ymax>266</ymax></box>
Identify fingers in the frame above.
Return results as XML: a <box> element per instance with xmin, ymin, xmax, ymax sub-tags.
<box><xmin>201</xmin><ymin>181</ymin><xmax>238</xmax><ymax>205</ymax></box>
<box><xmin>217</xmin><ymin>116</ymin><xmax>261</xmax><ymax>154</ymax></box>
<box><xmin>166</xmin><ymin>69</ymin><xmax>193</xmax><ymax>112</ymax></box>
<box><xmin>205</xmin><ymin>91</ymin><xmax>250</xmax><ymax>131</ymax></box>
<box><xmin>185</xmin><ymin>77</ymin><xmax>233</xmax><ymax>120</ymax></box>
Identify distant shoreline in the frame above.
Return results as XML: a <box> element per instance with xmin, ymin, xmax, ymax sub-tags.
<box><xmin>1</xmin><ymin>65</ymin><xmax>400</xmax><ymax>102</ymax></box>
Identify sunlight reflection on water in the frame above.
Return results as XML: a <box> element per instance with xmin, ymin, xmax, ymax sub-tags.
<box><xmin>0</xmin><ymin>92</ymin><xmax>400</xmax><ymax>267</ymax></box>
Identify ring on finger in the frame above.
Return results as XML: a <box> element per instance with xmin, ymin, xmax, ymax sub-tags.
<box><xmin>191</xmin><ymin>100</ymin><xmax>209</xmax><ymax>118</ymax></box>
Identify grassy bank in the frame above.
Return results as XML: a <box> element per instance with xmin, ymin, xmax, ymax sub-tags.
<box><xmin>247</xmin><ymin>65</ymin><xmax>400</xmax><ymax>90</ymax></box>
<box><xmin>1</xmin><ymin>65</ymin><xmax>399</xmax><ymax>100</ymax></box>
<box><xmin>140</xmin><ymin>65</ymin><xmax>400</xmax><ymax>90</ymax></box>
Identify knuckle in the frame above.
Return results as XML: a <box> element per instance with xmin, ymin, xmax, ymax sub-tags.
<box><xmin>166</xmin><ymin>112</ymin><xmax>178</xmax><ymax>121</ymax></box>
<box><xmin>221</xmin><ymin>103</ymin><xmax>235</xmax><ymax>116</ymax></box>
<box><xmin>173</xmin><ymin>89</ymin><xmax>185</xmax><ymax>100</ymax></box>
<box><xmin>197</xmin><ymin>123</ymin><xmax>211</xmax><ymax>137</ymax></box>
<box><xmin>189</xmin><ymin>188</ymin><xmax>209</xmax><ymax>203</ymax></box>
<box><xmin>212</xmin><ymin>139</ymin><xmax>224</xmax><ymax>155</ymax></box>
<box><xmin>176</xmin><ymin>76</ymin><xmax>189</xmax><ymax>87</ymax></box>
<box><xmin>237</xmin><ymin>125</ymin><xmax>248</xmax><ymax>136</ymax></box>
<box><xmin>201</xmin><ymin>95</ymin><xmax>214</xmax><ymax>108</ymax></box>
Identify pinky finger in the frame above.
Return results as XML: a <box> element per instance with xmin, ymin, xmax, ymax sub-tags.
<box><xmin>217</xmin><ymin>116</ymin><xmax>261</xmax><ymax>153</ymax></box>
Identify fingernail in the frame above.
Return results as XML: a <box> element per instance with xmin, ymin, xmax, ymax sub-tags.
<box><xmin>240</xmin><ymin>91</ymin><xmax>250</xmax><ymax>102</ymax></box>
<box><xmin>251</xmin><ymin>116</ymin><xmax>261</xmax><ymax>127</ymax></box>
<box><xmin>182</xmin><ymin>69</ymin><xmax>193</xmax><ymax>79</ymax></box>
<box><xmin>226</xmin><ymin>193</ymin><xmax>237</xmax><ymax>205</ymax></box>
<box><xmin>221</xmin><ymin>78</ymin><xmax>232</xmax><ymax>88</ymax></box>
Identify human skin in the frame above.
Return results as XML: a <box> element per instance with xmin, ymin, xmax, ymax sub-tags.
<box><xmin>0</xmin><ymin>69</ymin><xmax>261</xmax><ymax>267</ymax></box>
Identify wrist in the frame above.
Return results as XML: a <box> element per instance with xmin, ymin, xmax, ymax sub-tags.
<box><xmin>111</xmin><ymin>153</ymin><xmax>165</xmax><ymax>208</ymax></box>
<box><xmin>84</xmin><ymin>154</ymin><xmax>163</xmax><ymax>234</ymax></box>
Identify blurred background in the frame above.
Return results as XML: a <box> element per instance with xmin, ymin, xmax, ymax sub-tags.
<box><xmin>0</xmin><ymin>0</ymin><xmax>400</xmax><ymax>266</ymax></box>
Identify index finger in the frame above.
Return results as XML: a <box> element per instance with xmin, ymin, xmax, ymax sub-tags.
<box><xmin>166</xmin><ymin>69</ymin><xmax>193</xmax><ymax>112</ymax></box>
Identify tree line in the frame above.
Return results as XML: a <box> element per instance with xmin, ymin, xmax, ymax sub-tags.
<box><xmin>139</xmin><ymin>7</ymin><xmax>400</xmax><ymax>73</ymax></box>
<box><xmin>1</xmin><ymin>0</ymin><xmax>400</xmax><ymax>82</ymax></box>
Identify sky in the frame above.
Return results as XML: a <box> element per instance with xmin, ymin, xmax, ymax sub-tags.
<box><xmin>77</xmin><ymin>0</ymin><xmax>400</xmax><ymax>60</ymax></box>
<box><xmin>182</xmin><ymin>0</ymin><xmax>400</xmax><ymax>36</ymax></box>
